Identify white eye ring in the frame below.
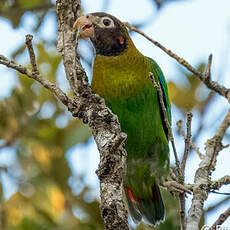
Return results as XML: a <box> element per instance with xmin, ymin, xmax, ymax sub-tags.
<box><xmin>99</xmin><ymin>17</ymin><xmax>115</xmax><ymax>28</ymax></box>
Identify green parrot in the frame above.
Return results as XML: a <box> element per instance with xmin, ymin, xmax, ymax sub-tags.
<box><xmin>73</xmin><ymin>12</ymin><xmax>171</xmax><ymax>226</ymax></box>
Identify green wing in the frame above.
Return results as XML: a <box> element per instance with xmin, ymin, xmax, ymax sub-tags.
<box><xmin>147</xmin><ymin>57</ymin><xmax>171</xmax><ymax>138</ymax></box>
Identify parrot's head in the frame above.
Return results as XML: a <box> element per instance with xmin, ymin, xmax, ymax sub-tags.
<box><xmin>73</xmin><ymin>12</ymin><xmax>129</xmax><ymax>56</ymax></box>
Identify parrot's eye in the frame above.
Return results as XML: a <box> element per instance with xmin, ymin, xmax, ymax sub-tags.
<box><xmin>99</xmin><ymin>17</ymin><xmax>115</xmax><ymax>28</ymax></box>
<box><xmin>103</xmin><ymin>18</ymin><xmax>111</xmax><ymax>26</ymax></box>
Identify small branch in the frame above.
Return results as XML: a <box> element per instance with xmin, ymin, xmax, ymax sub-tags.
<box><xmin>0</xmin><ymin>54</ymin><xmax>72</xmax><ymax>108</ymax></box>
<box><xmin>25</xmin><ymin>34</ymin><xmax>39</xmax><ymax>74</ymax></box>
<box><xmin>211</xmin><ymin>207</ymin><xmax>230</xmax><ymax>229</ymax></box>
<box><xmin>177</xmin><ymin>120</ymin><xmax>204</xmax><ymax>159</ymax></box>
<box><xmin>163</xmin><ymin>180</ymin><xmax>192</xmax><ymax>194</ymax></box>
<box><xmin>179</xmin><ymin>112</ymin><xmax>193</xmax><ymax>230</ymax></box>
<box><xmin>208</xmin><ymin>109</ymin><xmax>230</xmax><ymax>171</ymax></box>
<box><xmin>181</xmin><ymin>112</ymin><xmax>193</xmax><ymax>175</ymax></box>
<box><xmin>124</xmin><ymin>23</ymin><xmax>230</xmax><ymax>102</ymax></box>
<box><xmin>215</xmin><ymin>109</ymin><xmax>230</xmax><ymax>140</ymax></box>
<box><xmin>179</xmin><ymin>193</ymin><xmax>186</xmax><ymax>230</ymax></box>
<box><xmin>209</xmin><ymin>175</ymin><xmax>230</xmax><ymax>190</ymax></box>
<box><xmin>149</xmin><ymin>72</ymin><xmax>180</xmax><ymax>169</ymax></box>
<box><xmin>204</xmin><ymin>54</ymin><xmax>213</xmax><ymax>81</ymax></box>
<box><xmin>206</xmin><ymin>196</ymin><xmax>230</xmax><ymax>213</ymax></box>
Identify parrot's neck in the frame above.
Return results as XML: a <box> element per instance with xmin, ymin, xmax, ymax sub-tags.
<box><xmin>92</xmin><ymin>40</ymin><xmax>151</xmax><ymax>99</ymax></box>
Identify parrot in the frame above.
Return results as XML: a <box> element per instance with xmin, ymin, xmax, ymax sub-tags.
<box><xmin>73</xmin><ymin>12</ymin><xmax>171</xmax><ymax>226</ymax></box>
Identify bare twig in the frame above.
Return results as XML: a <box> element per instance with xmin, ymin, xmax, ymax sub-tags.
<box><xmin>181</xmin><ymin>112</ymin><xmax>193</xmax><ymax>174</ymax></box>
<box><xmin>177</xmin><ymin>120</ymin><xmax>204</xmax><ymax>159</ymax></box>
<box><xmin>178</xmin><ymin>112</ymin><xmax>192</xmax><ymax>230</ymax></box>
<box><xmin>204</xmin><ymin>54</ymin><xmax>213</xmax><ymax>81</ymax></box>
<box><xmin>209</xmin><ymin>176</ymin><xmax>230</xmax><ymax>190</ymax></box>
<box><xmin>0</xmin><ymin>54</ymin><xmax>72</xmax><ymax>108</ymax></box>
<box><xmin>149</xmin><ymin>72</ymin><xmax>180</xmax><ymax>169</ymax></box>
<box><xmin>25</xmin><ymin>34</ymin><xmax>39</xmax><ymax>74</ymax></box>
<box><xmin>208</xmin><ymin>109</ymin><xmax>230</xmax><ymax>171</ymax></box>
<box><xmin>124</xmin><ymin>23</ymin><xmax>230</xmax><ymax>102</ymax></box>
<box><xmin>206</xmin><ymin>196</ymin><xmax>230</xmax><ymax>213</ymax></box>
<box><xmin>179</xmin><ymin>193</ymin><xmax>186</xmax><ymax>230</ymax></box>
<box><xmin>211</xmin><ymin>206</ymin><xmax>230</xmax><ymax>229</ymax></box>
<box><xmin>163</xmin><ymin>181</ymin><xmax>192</xmax><ymax>194</ymax></box>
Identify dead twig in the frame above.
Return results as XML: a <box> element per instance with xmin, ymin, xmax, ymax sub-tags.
<box><xmin>163</xmin><ymin>180</ymin><xmax>192</xmax><ymax>194</ymax></box>
<box><xmin>181</xmin><ymin>112</ymin><xmax>193</xmax><ymax>174</ymax></box>
<box><xmin>204</xmin><ymin>54</ymin><xmax>213</xmax><ymax>81</ymax></box>
<box><xmin>25</xmin><ymin>34</ymin><xmax>39</xmax><ymax>74</ymax></box>
<box><xmin>179</xmin><ymin>112</ymin><xmax>193</xmax><ymax>230</ymax></box>
<box><xmin>177</xmin><ymin>120</ymin><xmax>204</xmax><ymax>159</ymax></box>
<box><xmin>0</xmin><ymin>53</ymin><xmax>72</xmax><ymax>108</ymax></box>
<box><xmin>205</xmin><ymin>196</ymin><xmax>230</xmax><ymax>213</ymax></box>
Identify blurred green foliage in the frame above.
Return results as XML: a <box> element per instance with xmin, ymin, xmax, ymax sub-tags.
<box><xmin>0</xmin><ymin>0</ymin><xmax>228</xmax><ymax>230</ymax></box>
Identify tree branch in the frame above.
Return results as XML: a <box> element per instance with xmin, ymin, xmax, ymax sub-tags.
<box><xmin>25</xmin><ymin>34</ymin><xmax>39</xmax><ymax>74</ymax></box>
<box><xmin>186</xmin><ymin>109</ymin><xmax>230</xmax><ymax>230</ymax></box>
<box><xmin>205</xmin><ymin>196</ymin><xmax>230</xmax><ymax>213</ymax></box>
<box><xmin>177</xmin><ymin>120</ymin><xmax>204</xmax><ymax>159</ymax></box>
<box><xmin>178</xmin><ymin>112</ymin><xmax>193</xmax><ymax>230</ymax></box>
<box><xmin>211</xmin><ymin>206</ymin><xmax>230</xmax><ymax>229</ymax></box>
<box><xmin>181</xmin><ymin>112</ymin><xmax>193</xmax><ymax>175</ymax></box>
<box><xmin>209</xmin><ymin>175</ymin><xmax>230</xmax><ymax>190</ymax></box>
<box><xmin>0</xmin><ymin>54</ymin><xmax>72</xmax><ymax>107</ymax></box>
<box><xmin>124</xmin><ymin>23</ymin><xmax>230</xmax><ymax>102</ymax></box>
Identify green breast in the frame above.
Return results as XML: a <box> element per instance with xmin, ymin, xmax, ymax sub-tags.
<box><xmin>92</xmin><ymin>52</ymin><xmax>169</xmax><ymax>184</ymax></box>
<box><xmin>105</xmin><ymin>83</ymin><xmax>168</xmax><ymax>158</ymax></box>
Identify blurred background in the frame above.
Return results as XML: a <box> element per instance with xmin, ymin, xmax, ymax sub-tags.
<box><xmin>0</xmin><ymin>0</ymin><xmax>230</xmax><ymax>229</ymax></box>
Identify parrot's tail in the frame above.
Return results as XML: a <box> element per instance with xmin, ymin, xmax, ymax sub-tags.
<box><xmin>124</xmin><ymin>184</ymin><xmax>165</xmax><ymax>226</ymax></box>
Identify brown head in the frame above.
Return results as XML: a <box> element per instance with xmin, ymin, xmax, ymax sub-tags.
<box><xmin>73</xmin><ymin>12</ymin><xmax>129</xmax><ymax>56</ymax></box>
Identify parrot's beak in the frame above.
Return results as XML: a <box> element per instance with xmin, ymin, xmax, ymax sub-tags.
<box><xmin>73</xmin><ymin>14</ymin><xmax>95</xmax><ymax>39</ymax></box>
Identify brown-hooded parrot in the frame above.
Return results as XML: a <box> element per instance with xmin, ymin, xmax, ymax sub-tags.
<box><xmin>73</xmin><ymin>12</ymin><xmax>171</xmax><ymax>226</ymax></box>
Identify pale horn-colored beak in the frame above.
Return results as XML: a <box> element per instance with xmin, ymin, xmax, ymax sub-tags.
<box><xmin>73</xmin><ymin>14</ymin><xmax>94</xmax><ymax>39</ymax></box>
